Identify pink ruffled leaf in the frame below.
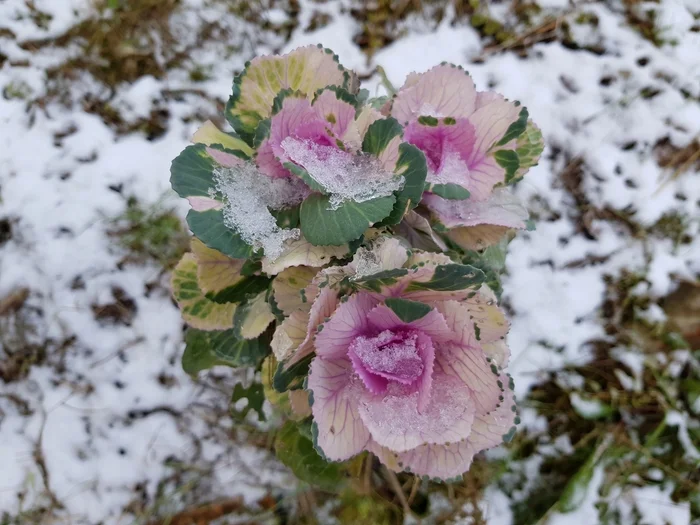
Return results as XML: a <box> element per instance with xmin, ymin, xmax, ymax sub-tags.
<box><xmin>392</xmin><ymin>64</ymin><xmax>477</xmax><ymax>124</ymax></box>
<box><xmin>308</xmin><ymin>357</ymin><xmax>371</xmax><ymax>461</ymax></box>
<box><xmin>367</xmin><ymin>303</ymin><xmax>453</xmax><ymax>344</ymax></box>
<box><xmin>424</xmin><ymin>187</ymin><xmax>528</xmax><ymax>230</ymax></box>
<box><xmin>314</xmin><ymin>293</ymin><xmax>379</xmax><ymax>359</ymax></box>
<box><xmin>435</xmin><ymin>341</ymin><xmax>502</xmax><ymax>415</ymax></box>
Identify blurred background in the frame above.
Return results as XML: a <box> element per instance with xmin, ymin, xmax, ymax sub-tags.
<box><xmin>0</xmin><ymin>0</ymin><xmax>698</xmax><ymax>524</ymax></box>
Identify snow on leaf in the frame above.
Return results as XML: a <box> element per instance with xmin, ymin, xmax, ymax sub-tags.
<box><xmin>212</xmin><ymin>163</ymin><xmax>307</xmax><ymax>259</ymax></box>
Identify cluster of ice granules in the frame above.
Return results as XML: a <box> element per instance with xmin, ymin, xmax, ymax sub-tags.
<box><xmin>280</xmin><ymin>137</ymin><xmax>404</xmax><ymax>210</ymax></box>
<box><xmin>212</xmin><ymin>163</ymin><xmax>307</xmax><ymax>259</ymax></box>
<box><xmin>355</xmin><ymin>375</ymin><xmax>472</xmax><ymax>438</ymax></box>
<box><xmin>429</xmin><ymin>152</ymin><xmax>467</xmax><ymax>184</ymax></box>
<box><xmin>350</xmin><ymin>330</ymin><xmax>424</xmax><ymax>383</ymax></box>
<box><xmin>352</xmin><ymin>247</ymin><xmax>383</xmax><ymax>278</ymax></box>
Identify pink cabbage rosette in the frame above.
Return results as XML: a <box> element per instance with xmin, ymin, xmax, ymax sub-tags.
<box><xmin>256</xmin><ymin>88</ymin><xmax>382</xmax><ymax>181</ymax></box>
<box><xmin>391</xmin><ymin>64</ymin><xmax>543</xmax><ymax>250</ymax></box>
<box><xmin>284</xmin><ymin>239</ymin><xmax>517</xmax><ymax>480</ymax></box>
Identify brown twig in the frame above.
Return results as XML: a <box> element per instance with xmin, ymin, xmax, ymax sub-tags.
<box><xmin>146</xmin><ymin>497</ymin><xmax>247</xmax><ymax>525</ymax></box>
<box><xmin>382</xmin><ymin>465</ymin><xmax>412</xmax><ymax>516</ymax></box>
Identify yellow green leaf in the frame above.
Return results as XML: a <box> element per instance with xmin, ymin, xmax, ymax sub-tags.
<box><xmin>191</xmin><ymin>120</ymin><xmax>253</xmax><ymax>157</ymax></box>
<box><xmin>235</xmin><ymin>291</ymin><xmax>275</xmax><ymax>339</ymax></box>
<box><xmin>171</xmin><ymin>253</ymin><xmax>236</xmax><ymax>330</ymax></box>
<box><xmin>191</xmin><ymin>238</ymin><xmax>246</xmax><ymax>294</ymax></box>
<box><xmin>272</xmin><ymin>266</ymin><xmax>319</xmax><ymax>315</ymax></box>
<box><xmin>262</xmin><ymin>236</ymin><xmax>349</xmax><ymax>275</ymax></box>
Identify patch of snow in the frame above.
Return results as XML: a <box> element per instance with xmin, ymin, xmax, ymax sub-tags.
<box><xmin>212</xmin><ymin>164</ymin><xmax>305</xmax><ymax>259</ymax></box>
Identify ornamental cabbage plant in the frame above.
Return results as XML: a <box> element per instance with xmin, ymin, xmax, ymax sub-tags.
<box><xmin>169</xmin><ymin>45</ymin><xmax>543</xmax><ymax>487</ymax></box>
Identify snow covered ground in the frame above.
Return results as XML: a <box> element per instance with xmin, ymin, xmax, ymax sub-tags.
<box><xmin>1</xmin><ymin>0</ymin><xmax>698</xmax><ymax>523</ymax></box>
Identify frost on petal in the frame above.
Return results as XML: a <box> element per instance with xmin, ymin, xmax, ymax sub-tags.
<box><xmin>314</xmin><ymin>293</ymin><xmax>378</xmax><ymax>359</ymax></box>
<box><xmin>392</xmin><ymin>65</ymin><xmax>477</xmax><ymax>124</ymax></box>
<box><xmin>191</xmin><ymin>238</ymin><xmax>246</xmax><ymax>294</ymax></box>
<box><xmin>308</xmin><ymin>357</ymin><xmax>371</xmax><ymax>461</ymax></box>
<box><xmin>212</xmin><ymin>163</ymin><xmax>307</xmax><ymax>259</ymax></box>
<box><xmin>435</xmin><ymin>339</ymin><xmax>501</xmax><ymax>415</ymax></box>
<box><xmin>272</xmin><ymin>266</ymin><xmax>319</xmax><ymax>315</ymax></box>
<box><xmin>267</xmin><ymin>96</ymin><xmax>320</xmax><ymax>162</ymax></box>
<box><xmin>424</xmin><ymin>187</ymin><xmax>528</xmax><ymax>229</ymax></box>
<box><xmin>262</xmin><ymin>236</ymin><xmax>349</xmax><ymax>275</ymax></box>
<box><xmin>228</xmin><ymin>45</ymin><xmax>351</xmax><ymax>139</ymax></box>
<box><xmin>370</xmin><ymin>439</ymin><xmax>477</xmax><ymax>480</ymax></box>
<box><xmin>357</xmin><ymin>372</ymin><xmax>475</xmax><ymax>452</ymax></box>
<box><xmin>372</xmin><ymin>378</ymin><xmax>517</xmax><ymax>479</ymax></box>
<box><xmin>272</xmin><ymin>310</ymin><xmax>308</xmax><ymax>361</ymax></box>
<box><xmin>312</xmin><ymin>89</ymin><xmax>357</xmax><ymax>139</ymax></box>
<box><xmin>349</xmin><ymin>329</ymin><xmax>435</xmax><ymax>412</ymax></box>
<box><xmin>367</xmin><ymin>304</ymin><xmax>453</xmax><ymax>344</ymax></box>
<box><xmin>281</xmin><ymin>137</ymin><xmax>404</xmax><ymax>210</ymax></box>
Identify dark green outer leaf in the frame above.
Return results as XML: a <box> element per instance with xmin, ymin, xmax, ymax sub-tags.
<box><xmin>384</xmin><ymin>298</ymin><xmax>432</xmax><ymax>323</ymax></box>
<box><xmin>186</xmin><ymin>209</ymin><xmax>255</xmax><ymax>259</ymax></box>
<box><xmin>382</xmin><ymin>142</ymin><xmax>428</xmax><ymax>225</ymax></box>
<box><xmin>406</xmin><ymin>264</ymin><xmax>486</xmax><ymax>292</ymax></box>
<box><xmin>361</xmin><ymin>117</ymin><xmax>403</xmax><ymax>155</ymax></box>
<box><xmin>353</xmin><ymin>268</ymin><xmax>409</xmax><ymax>293</ymax></box>
<box><xmin>205</xmin><ymin>275</ymin><xmax>271</xmax><ymax>304</ymax></box>
<box><xmin>231</xmin><ymin>382</ymin><xmax>267</xmax><ymax>422</ymax></box>
<box><xmin>300</xmin><ymin>193</ymin><xmax>395</xmax><ymax>246</ymax></box>
<box><xmin>170</xmin><ymin>144</ymin><xmax>216</xmax><ymax>198</ymax></box>
<box><xmin>274</xmin><ymin>353</ymin><xmax>313</xmax><ymax>393</ymax></box>
<box><xmin>428</xmin><ymin>182</ymin><xmax>471</xmax><ymax>200</ymax></box>
<box><xmin>181</xmin><ymin>326</ymin><xmax>271</xmax><ymax>375</ymax></box>
<box><xmin>494</xmin><ymin>150</ymin><xmax>520</xmax><ymax>184</ymax></box>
